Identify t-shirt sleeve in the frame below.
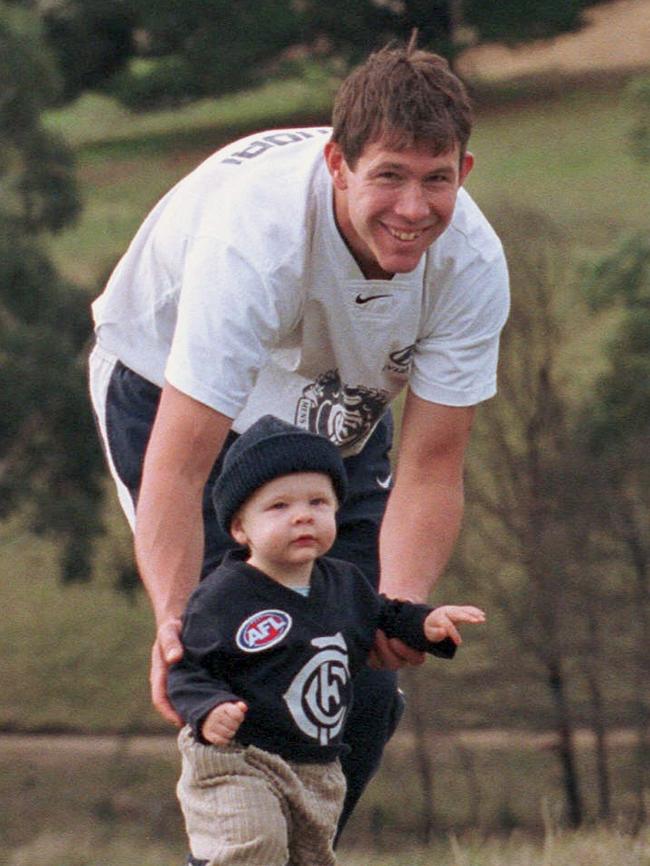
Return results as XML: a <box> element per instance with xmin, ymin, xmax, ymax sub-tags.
<box><xmin>377</xmin><ymin>595</ymin><xmax>456</xmax><ymax>658</ymax></box>
<box><xmin>410</xmin><ymin>250</ymin><xmax>510</xmax><ymax>407</ymax></box>
<box><xmin>165</xmin><ymin>235</ymin><xmax>301</xmax><ymax>416</ymax></box>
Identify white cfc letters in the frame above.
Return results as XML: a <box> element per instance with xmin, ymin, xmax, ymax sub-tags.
<box><xmin>283</xmin><ymin>633</ymin><xmax>351</xmax><ymax>745</ymax></box>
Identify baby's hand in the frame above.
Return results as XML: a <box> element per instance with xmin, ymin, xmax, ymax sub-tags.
<box><xmin>424</xmin><ymin>605</ymin><xmax>485</xmax><ymax>646</ymax></box>
<box><xmin>201</xmin><ymin>700</ymin><xmax>248</xmax><ymax>746</ymax></box>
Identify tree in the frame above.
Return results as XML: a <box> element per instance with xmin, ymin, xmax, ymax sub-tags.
<box><xmin>458</xmin><ymin>205</ymin><xmax>650</xmax><ymax>828</ymax></box>
<box><xmin>0</xmin><ymin>2</ymin><xmax>104</xmax><ymax>581</ymax></box>
<box><xmin>460</xmin><ymin>210</ymin><xmax>595</xmax><ymax>827</ymax></box>
<box><xmin>581</xmin><ymin>231</ymin><xmax>650</xmax><ymax>829</ymax></box>
<box><xmin>301</xmin><ymin>0</ymin><xmax>603</xmax><ymax>64</ymax></box>
<box><xmin>21</xmin><ymin>0</ymin><xmax>617</xmax><ymax>110</ymax></box>
<box><xmin>39</xmin><ymin>0</ymin><xmax>136</xmax><ymax>102</ymax></box>
<box><xmin>463</xmin><ymin>0</ymin><xmax>600</xmax><ymax>46</ymax></box>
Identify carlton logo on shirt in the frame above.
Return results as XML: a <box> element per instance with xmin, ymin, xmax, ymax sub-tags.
<box><xmin>236</xmin><ymin>610</ymin><xmax>292</xmax><ymax>652</ymax></box>
<box><xmin>283</xmin><ymin>633</ymin><xmax>351</xmax><ymax>745</ymax></box>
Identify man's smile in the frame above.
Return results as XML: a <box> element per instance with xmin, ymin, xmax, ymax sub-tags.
<box><xmin>383</xmin><ymin>224</ymin><xmax>430</xmax><ymax>242</ymax></box>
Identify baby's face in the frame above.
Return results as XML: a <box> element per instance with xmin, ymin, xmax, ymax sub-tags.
<box><xmin>231</xmin><ymin>472</ymin><xmax>338</xmax><ymax>577</ymax></box>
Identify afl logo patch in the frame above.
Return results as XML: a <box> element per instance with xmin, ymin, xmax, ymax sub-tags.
<box><xmin>236</xmin><ymin>610</ymin><xmax>292</xmax><ymax>653</ymax></box>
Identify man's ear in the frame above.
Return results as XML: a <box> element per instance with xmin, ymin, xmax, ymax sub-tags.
<box><xmin>324</xmin><ymin>140</ymin><xmax>348</xmax><ymax>190</ymax></box>
<box><xmin>459</xmin><ymin>151</ymin><xmax>474</xmax><ymax>186</ymax></box>
<box><xmin>230</xmin><ymin>516</ymin><xmax>248</xmax><ymax>548</ymax></box>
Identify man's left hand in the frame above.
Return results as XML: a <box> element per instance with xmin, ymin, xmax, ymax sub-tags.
<box><xmin>368</xmin><ymin>630</ymin><xmax>425</xmax><ymax>670</ymax></box>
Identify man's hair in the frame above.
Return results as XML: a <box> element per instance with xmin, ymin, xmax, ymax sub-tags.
<box><xmin>331</xmin><ymin>39</ymin><xmax>473</xmax><ymax>167</ymax></box>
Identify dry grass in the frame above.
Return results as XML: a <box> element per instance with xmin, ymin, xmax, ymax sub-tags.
<box><xmin>341</xmin><ymin>825</ymin><xmax>650</xmax><ymax>866</ymax></box>
<box><xmin>4</xmin><ymin>825</ymin><xmax>649</xmax><ymax>866</ymax></box>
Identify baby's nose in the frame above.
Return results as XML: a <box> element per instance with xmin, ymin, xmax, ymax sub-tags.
<box><xmin>293</xmin><ymin>506</ymin><xmax>313</xmax><ymax>523</ymax></box>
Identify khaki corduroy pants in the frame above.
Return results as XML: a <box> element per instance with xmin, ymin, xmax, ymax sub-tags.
<box><xmin>177</xmin><ymin>727</ymin><xmax>346</xmax><ymax>866</ymax></box>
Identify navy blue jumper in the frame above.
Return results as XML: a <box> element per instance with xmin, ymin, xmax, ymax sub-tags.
<box><xmin>168</xmin><ymin>550</ymin><xmax>455</xmax><ymax>763</ymax></box>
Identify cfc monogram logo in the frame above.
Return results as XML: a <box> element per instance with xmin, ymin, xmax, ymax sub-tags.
<box><xmin>283</xmin><ymin>633</ymin><xmax>351</xmax><ymax>745</ymax></box>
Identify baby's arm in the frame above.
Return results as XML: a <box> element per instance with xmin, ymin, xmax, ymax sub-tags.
<box><xmin>424</xmin><ymin>605</ymin><xmax>485</xmax><ymax>646</ymax></box>
<box><xmin>201</xmin><ymin>701</ymin><xmax>248</xmax><ymax>746</ymax></box>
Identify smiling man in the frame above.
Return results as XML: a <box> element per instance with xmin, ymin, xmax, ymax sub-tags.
<box><xmin>88</xmin><ymin>39</ymin><xmax>509</xmax><ymax>851</ymax></box>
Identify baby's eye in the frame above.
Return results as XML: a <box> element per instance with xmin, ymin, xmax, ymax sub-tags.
<box><xmin>270</xmin><ymin>501</ymin><xmax>287</xmax><ymax>510</ymax></box>
<box><xmin>310</xmin><ymin>497</ymin><xmax>329</xmax><ymax>506</ymax></box>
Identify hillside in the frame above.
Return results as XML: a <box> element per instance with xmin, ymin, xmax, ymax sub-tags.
<box><xmin>458</xmin><ymin>0</ymin><xmax>650</xmax><ymax>81</ymax></box>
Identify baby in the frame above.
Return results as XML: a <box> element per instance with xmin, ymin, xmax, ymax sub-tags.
<box><xmin>168</xmin><ymin>415</ymin><xmax>484</xmax><ymax>866</ymax></box>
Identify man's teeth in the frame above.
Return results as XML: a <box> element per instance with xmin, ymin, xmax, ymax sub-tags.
<box><xmin>388</xmin><ymin>227</ymin><xmax>423</xmax><ymax>241</ymax></box>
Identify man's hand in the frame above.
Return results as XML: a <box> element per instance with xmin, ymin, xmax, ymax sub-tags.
<box><xmin>201</xmin><ymin>701</ymin><xmax>248</xmax><ymax>746</ymax></box>
<box><xmin>424</xmin><ymin>605</ymin><xmax>485</xmax><ymax>646</ymax></box>
<box><xmin>150</xmin><ymin>617</ymin><xmax>184</xmax><ymax>726</ymax></box>
<box><xmin>368</xmin><ymin>630</ymin><xmax>426</xmax><ymax>670</ymax></box>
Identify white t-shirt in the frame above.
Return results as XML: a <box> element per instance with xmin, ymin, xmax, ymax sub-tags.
<box><xmin>92</xmin><ymin>127</ymin><xmax>509</xmax><ymax>455</ymax></box>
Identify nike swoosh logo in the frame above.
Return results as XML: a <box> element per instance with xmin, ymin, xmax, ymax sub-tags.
<box><xmin>355</xmin><ymin>293</ymin><xmax>392</xmax><ymax>304</ymax></box>
<box><xmin>376</xmin><ymin>473</ymin><xmax>392</xmax><ymax>490</ymax></box>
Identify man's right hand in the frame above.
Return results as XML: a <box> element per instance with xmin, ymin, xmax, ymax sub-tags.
<box><xmin>150</xmin><ymin>618</ymin><xmax>184</xmax><ymax>726</ymax></box>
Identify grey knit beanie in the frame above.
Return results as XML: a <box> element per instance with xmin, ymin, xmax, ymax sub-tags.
<box><xmin>213</xmin><ymin>415</ymin><xmax>348</xmax><ymax>533</ymax></box>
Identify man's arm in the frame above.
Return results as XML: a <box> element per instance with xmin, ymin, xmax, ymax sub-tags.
<box><xmin>135</xmin><ymin>382</ymin><xmax>233</xmax><ymax>723</ymax></box>
<box><xmin>374</xmin><ymin>389</ymin><xmax>475</xmax><ymax>666</ymax></box>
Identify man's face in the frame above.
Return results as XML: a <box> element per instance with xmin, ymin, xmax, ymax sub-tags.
<box><xmin>325</xmin><ymin>138</ymin><xmax>474</xmax><ymax>280</ymax></box>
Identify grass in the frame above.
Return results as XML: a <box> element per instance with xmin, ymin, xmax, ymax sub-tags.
<box><xmin>6</xmin><ymin>830</ymin><xmax>646</xmax><ymax>866</ymax></box>
<box><xmin>465</xmin><ymin>87</ymin><xmax>650</xmax><ymax>248</ymax></box>
<box><xmin>343</xmin><ymin>826</ymin><xmax>650</xmax><ymax>866</ymax></box>
<box><xmin>43</xmin><ymin>65</ymin><xmax>338</xmax><ymax>151</ymax></box>
<box><xmin>0</xmin><ymin>513</ymin><xmax>163</xmax><ymax>733</ymax></box>
<box><xmin>0</xmin><ymin>729</ymin><xmax>647</xmax><ymax>866</ymax></box>
<box><xmin>6</xmin><ymin>828</ymin><xmax>648</xmax><ymax>866</ymax></box>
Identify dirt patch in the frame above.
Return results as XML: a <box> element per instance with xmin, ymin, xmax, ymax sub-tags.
<box><xmin>458</xmin><ymin>0</ymin><xmax>650</xmax><ymax>81</ymax></box>
<box><xmin>0</xmin><ymin>728</ymin><xmax>637</xmax><ymax>762</ymax></box>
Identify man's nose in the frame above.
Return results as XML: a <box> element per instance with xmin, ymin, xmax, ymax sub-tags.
<box><xmin>394</xmin><ymin>183</ymin><xmax>430</xmax><ymax>222</ymax></box>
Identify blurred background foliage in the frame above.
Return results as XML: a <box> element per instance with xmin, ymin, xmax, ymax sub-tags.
<box><xmin>0</xmin><ymin>3</ymin><xmax>105</xmax><ymax>583</ymax></box>
<box><xmin>4</xmin><ymin>0</ymin><xmax>623</xmax><ymax>109</ymax></box>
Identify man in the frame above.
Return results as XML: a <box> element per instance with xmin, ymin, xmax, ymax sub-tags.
<box><xmin>89</xmin><ymin>39</ymin><xmax>509</xmax><ymax>836</ymax></box>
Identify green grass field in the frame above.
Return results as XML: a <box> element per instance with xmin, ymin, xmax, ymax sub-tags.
<box><xmin>467</xmin><ymin>86</ymin><xmax>650</xmax><ymax>244</ymax></box>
